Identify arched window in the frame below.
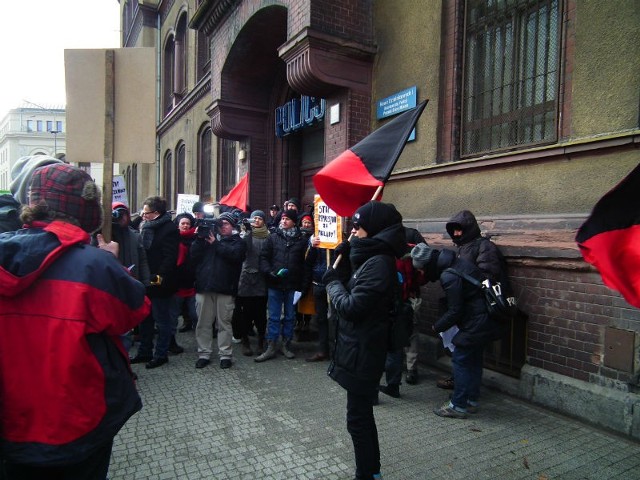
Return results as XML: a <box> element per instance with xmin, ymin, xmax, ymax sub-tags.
<box><xmin>176</xmin><ymin>143</ymin><xmax>186</xmax><ymax>194</ymax></box>
<box><xmin>198</xmin><ymin>126</ymin><xmax>212</xmax><ymax>201</ymax></box>
<box><xmin>163</xmin><ymin>150</ymin><xmax>173</xmax><ymax>207</ymax></box>
<box><xmin>174</xmin><ymin>13</ymin><xmax>188</xmax><ymax>96</ymax></box>
<box><xmin>196</xmin><ymin>31</ymin><xmax>210</xmax><ymax>82</ymax></box>
<box><xmin>163</xmin><ymin>35</ymin><xmax>175</xmax><ymax>115</ymax></box>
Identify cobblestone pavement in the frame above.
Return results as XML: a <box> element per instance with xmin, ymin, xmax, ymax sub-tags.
<box><xmin>109</xmin><ymin>330</ymin><xmax>640</xmax><ymax>480</ymax></box>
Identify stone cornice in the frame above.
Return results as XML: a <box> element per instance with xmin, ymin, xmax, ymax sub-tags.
<box><xmin>189</xmin><ymin>0</ymin><xmax>239</xmax><ymax>34</ymax></box>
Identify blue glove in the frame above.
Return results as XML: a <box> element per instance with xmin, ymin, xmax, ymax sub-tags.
<box><xmin>276</xmin><ymin>268</ymin><xmax>288</xmax><ymax>277</ymax></box>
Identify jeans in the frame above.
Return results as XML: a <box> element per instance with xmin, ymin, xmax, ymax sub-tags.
<box><xmin>346</xmin><ymin>390</ymin><xmax>381</xmax><ymax>480</ymax></box>
<box><xmin>313</xmin><ymin>284</ymin><xmax>330</xmax><ymax>354</ymax></box>
<box><xmin>384</xmin><ymin>349</ymin><xmax>403</xmax><ymax>386</ymax></box>
<box><xmin>138</xmin><ymin>296</ymin><xmax>177</xmax><ymax>360</ymax></box>
<box><xmin>450</xmin><ymin>344</ymin><xmax>484</xmax><ymax>410</ymax></box>
<box><xmin>266</xmin><ymin>288</ymin><xmax>295</xmax><ymax>341</ymax></box>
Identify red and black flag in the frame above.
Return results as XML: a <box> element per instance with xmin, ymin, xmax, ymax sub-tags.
<box><xmin>313</xmin><ymin>100</ymin><xmax>428</xmax><ymax>217</ymax></box>
<box><xmin>575</xmin><ymin>163</ymin><xmax>640</xmax><ymax>308</ymax></box>
<box><xmin>219</xmin><ymin>173</ymin><xmax>249</xmax><ymax>212</ymax></box>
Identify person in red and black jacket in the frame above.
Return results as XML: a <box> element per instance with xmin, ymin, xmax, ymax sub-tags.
<box><xmin>0</xmin><ymin>164</ymin><xmax>150</xmax><ymax>479</ymax></box>
<box><xmin>173</xmin><ymin>212</ymin><xmax>198</xmax><ymax>333</ymax></box>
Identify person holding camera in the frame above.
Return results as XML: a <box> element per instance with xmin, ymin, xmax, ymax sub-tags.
<box><xmin>256</xmin><ymin>209</ymin><xmax>308</xmax><ymax>362</ymax></box>
<box><xmin>191</xmin><ymin>212</ymin><xmax>247</xmax><ymax>369</ymax></box>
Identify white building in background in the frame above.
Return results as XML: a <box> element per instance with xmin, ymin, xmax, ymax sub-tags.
<box><xmin>0</xmin><ymin>104</ymin><xmax>66</xmax><ymax>191</ymax></box>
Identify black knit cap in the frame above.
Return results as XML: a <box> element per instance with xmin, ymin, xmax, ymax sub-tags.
<box><xmin>281</xmin><ymin>209</ymin><xmax>298</xmax><ymax>224</ymax></box>
<box><xmin>353</xmin><ymin>201</ymin><xmax>402</xmax><ymax>237</ymax></box>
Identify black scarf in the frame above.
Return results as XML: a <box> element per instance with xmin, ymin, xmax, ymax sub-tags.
<box><xmin>140</xmin><ymin>213</ymin><xmax>172</xmax><ymax>250</ymax></box>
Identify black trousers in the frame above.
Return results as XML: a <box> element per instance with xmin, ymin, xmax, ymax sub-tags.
<box><xmin>2</xmin><ymin>440</ymin><xmax>113</xmax><ymax>480</ymax></box>
<box><xmin>233</xmin><ymin>296</ymin><xmax>267</xmax><ymax>338</ymax></box>
<box><xmin>346</xmin><ymin>390</ymin><xmax>380</xmax><ymax>480</ymax></box>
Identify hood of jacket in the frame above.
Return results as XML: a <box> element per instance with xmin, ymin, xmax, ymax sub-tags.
<box><xmin>446</xmin><ymin>210</ymin><xmax>481</xmax><ymax>246</ymax></box>
<box><xmin>0</xmin><ymin>221</ymin><xmax>89</xmax><ymax>297</ymax></box>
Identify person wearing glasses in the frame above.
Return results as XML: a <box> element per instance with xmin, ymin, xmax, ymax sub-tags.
<box><xmin>322</xmin><ymin>201</ymin><xmax>406</xmax><ymax>480</ymax></box>
<box><xmin>130</xmin><ymin>196</ymin><xmax>180</xmax><ymax>369</ymax></box>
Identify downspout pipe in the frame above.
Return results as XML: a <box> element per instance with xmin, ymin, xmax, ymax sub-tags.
<box><xmin>155</xmin><ymin>10</ymin><xmax>161</xmax><ymax>194</ymax></box>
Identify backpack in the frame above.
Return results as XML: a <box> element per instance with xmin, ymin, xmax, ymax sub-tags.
<box><xmin>388</xmin><ymin>271</ymin><xmax>414</xmax><ymax>351</ymax></box>
<box><xmin>444</xmin><ymin>267</ymin><xmax>517</xmax><ymax>323</ymax></box>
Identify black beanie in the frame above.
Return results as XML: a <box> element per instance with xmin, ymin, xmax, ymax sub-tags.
<box><xmin>282</xmin><ymin>209</ymin><xmax>298</xmax><ymax>224</ymax></box>
<box><xmin>353</xmin><ymin>201</ymin><xmax>402</xmax><ymax>237</ymax></box>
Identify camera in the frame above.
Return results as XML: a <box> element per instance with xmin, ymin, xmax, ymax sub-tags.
<box><xmin>195</xmin><ymin>217</ymin><xmax>220</xmax><ymax>238</ymax></box>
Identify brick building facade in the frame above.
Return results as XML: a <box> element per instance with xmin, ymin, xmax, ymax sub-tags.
<box><xmin>120</xmin><ymin>0</ymin><xmax>640</xmax><ymax>438</ymax></box>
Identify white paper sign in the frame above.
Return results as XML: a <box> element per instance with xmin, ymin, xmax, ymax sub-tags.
<box><xmin>314</xmin><ymin>194</ymin><xmax>342</xmax><ymax>249</ymax></box>
<box><xmin>112</xmin><ymin>175</ymin><xmax>128</xmax><ymax>205</ymax></box>
<box><xmin>176</xmin><ymin>194</ymin><xmax>200</xmax><ymax>214</ymax></box>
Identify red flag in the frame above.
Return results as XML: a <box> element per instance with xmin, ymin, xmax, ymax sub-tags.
<box><xmin>313</xmin><ymin>100</ymin><xmax>428</xmax><ymax>217</ymax></box>
<box><xmin>575</xmin><ymin>163</ymin><xmax>640</xmax><ymax>308</ymax></box>
<box><xmin>219</xmin><ymin>173</ymin><xmax>249</xmax><ymax>211</ymax></box>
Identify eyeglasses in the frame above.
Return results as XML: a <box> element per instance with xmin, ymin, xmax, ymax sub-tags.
<box><xmin>352</xmin><ymin>222</ymin><xmax>361</xmax><ymax>230</ymax></box>
<box><xmin>141</xmin><ymin>210</ymin><xmax>157</xmax><ymax>217</ymax></box>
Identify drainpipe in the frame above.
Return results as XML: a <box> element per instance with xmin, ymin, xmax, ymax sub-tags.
<box><xmin>155</xmin><ymin>10</ymin><xmax>162</xmax><ymax>194</ymax></box>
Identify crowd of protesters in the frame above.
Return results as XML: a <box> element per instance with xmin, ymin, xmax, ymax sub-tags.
<box><xmin>0</xmin><ymin>159</ymin><xmax>507</xmax><ymax>480</ymax></box>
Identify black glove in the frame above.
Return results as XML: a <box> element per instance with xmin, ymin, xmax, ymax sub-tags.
<box><xmin>242</xmin><ymin>218</ymin><xmax>252</xmax><ymax>231</ymax></box>
<box><xmin>322</xmin><ymin>267</ymin><xmax>341</xmax><ymax>285</ymax></box>
<box><xmin>335</xmin><ymin>240</ymin><xmax>350</xmax><ymax>258</ymax></box>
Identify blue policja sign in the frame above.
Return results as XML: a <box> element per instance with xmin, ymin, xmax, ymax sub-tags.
<box><xmin>376</xmin><ymin>86</ymin><xmax>418</xmax><ymax>141</ymax></box>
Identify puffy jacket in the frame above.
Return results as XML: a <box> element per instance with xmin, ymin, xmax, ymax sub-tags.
<box><xmin>433</xmin><ymin>249</ymin><xmax>502</xmax><ymax>347</ymax></box>
<box><xmin>259</xmin><ymin>227</ymin><xmax>307</xmax><ymax>291</ymax></box>
<box><xmin>191</xmin><ymin>232</ymin><xmax>247</xmax><ymax>295</ymax></box>
<box><xmin>326</xmin><ymin>223</ymin><xmax>406</xmax><ymax>394</ymax></box>
<box><xmin>446</xmin><ymin>210</ymin><xmax>501</xmax><ymax>281</ymax></box>
<box><xmin>0</xmin><ymin>221</ymin><xmax>150</xmax><ymax>466</ymax></box>
<box><xmin>0</xmin><ymin>193</ymin><xmax>21</xmax><ymax>233</ymax></box>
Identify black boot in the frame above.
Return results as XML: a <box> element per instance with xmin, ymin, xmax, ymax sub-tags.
<box><xmin>379</xmin><ymin>384</ymin><xmax>401</xmax><ymax>398</ymax></box>
<box><xmin>168</xmin><ymin>335</ymin><xmax>184</xmax><ymax>355</ymax></box>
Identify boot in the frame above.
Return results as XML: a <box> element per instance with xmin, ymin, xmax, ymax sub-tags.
<box><xmin>241</xmin><ymin>336</ymin><xmax>253</xmax><ymax>357</ymax></box>
<box><xmin>257</xmin><ymin>334</ymin><xmax>265</xmax><ymax>353</ymax></box>
<box><xmin>168</xmin><ymin>335</ymin><xmax>184</xmax><ymax>355</ymax></box>
<box><xmin>379</xmin><ymin>384</ymin><xmax>401</xmax><ymax>398</ymax></box>
<box><xmin>254</xmin><ymin>341</ymin><xmax>277</xmax><ymax>362</ymax></box>
<box><xmin>281</xmin><ymin>339</ymin><xmax>295</xmax><ymax>359</ymax></box>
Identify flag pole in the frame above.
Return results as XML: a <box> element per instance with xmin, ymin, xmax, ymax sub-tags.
<box><xmin>332</xmin><ymin>184</ymin><xmax>384</xmax><ymax>269</ymax></box>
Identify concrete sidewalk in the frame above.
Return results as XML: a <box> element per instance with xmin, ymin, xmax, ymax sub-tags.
<box><xmin>109</xmin><ymin>331</ymin><xmax>640</xmax><ymax>479</ymax></box>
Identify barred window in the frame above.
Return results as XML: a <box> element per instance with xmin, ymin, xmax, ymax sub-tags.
<box><xmin>461</xmin><ymin>0</ymin><xmax>560</xmax><ymax>157</ymax></box>
<box><xmin>219</xmin><ymin>138</ymin><xmax>237</xmax><ymax>197</ymax></box>
<box><xmin>197</xmin><ymin>126</ymin><xmax>212</xmax><ymax>201</ymax></box>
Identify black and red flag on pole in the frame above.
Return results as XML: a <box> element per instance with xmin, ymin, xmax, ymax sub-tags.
<box><xmin>313</xmin><ymin>100</ymin><xmax>428</xmax><ymax>217</ymax></box>
<box><xmin>575</xmin><ymin>163</ymin><xmax>640</xmax><ymax>308</ymax></box>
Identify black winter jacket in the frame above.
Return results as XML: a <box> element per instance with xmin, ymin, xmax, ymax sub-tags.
<box><xmin>446</xmin><ymin>210</ymin><xmax>501</xmax><ymax>281</ymax></box>
<box><xmin>140</xmin><ymin>214</ymin><xmax>179</xmax><ymax>298</ymax></box>
<box><xmin>191</xmin><ymin>232</ymin><xmax>247</xmax><ymax>295</ymax></box>
<box><xmin>326</xmin><ymin>223</ymin><xmax>406</xmax><ymax>395</ymax></box>
<box><xmin>433</xmin><ymin>249</ymin><xmax>502</xmax><ymax>347</ymax></box>
<box><xmin>259</xmin><ymin>227</ymin><xmax>307</xmax><ymax>291</ymax></box>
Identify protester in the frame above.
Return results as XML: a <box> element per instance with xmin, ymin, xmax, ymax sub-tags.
<box><xmin>235</xmin><ymin>210</ymin><xmax>269</xmax><ymax>355</ymax></box>
<box><xmin>256</xmin><ymin>208</ymin><xmax>307</xmax><ymax>362</ymax></box>
<box><xmin>323</xmin><ymin>201</ymin><xmax>406</xmax><ymax>480</ymax></box>
<box><xmin>411</xmin><ymin>243</ymin><xmax>502</xmax><ymax>419</ymax></box>
<box><xmin>191</xmin><ymin>212</ymin><xmax>247</xmax><ymax>369</ymax></box>
<box><xmin>437</xmin><ymin>209</ymin><xmax>502</xmax><ymax>390</ymax></box>
<box><xmin>131</xmin><ymin>196</ymin><xmax>180</xmax><ymax>369</ymax></box>
<box><xmin>173</xmin><ymin>213</ymin><xmax>198</xmax><ymax>333</ymax></box>
<box><xmin>267</xmin><ymin>204</ymin><xmax>280</xmax><ymax>232</ymax></box>
<box><xmin>0</xmin><ymin>163</ymin><xmax>150</xmax><ymax>479</ymax></box>
<box><xmin>0</xmin><ymin>155</ymin><xmax>64</xmax><ymax>233</ymax></box>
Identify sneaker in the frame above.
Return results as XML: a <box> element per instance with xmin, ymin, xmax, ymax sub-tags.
<box><xmin>406</xmin><ymin>369</ymin><xmax>418</xmax><ymax>385</ymax></box>
<box><xmin>145</xmin><ymin>357</ymin><xmax>168</xmax><ymax>369</ymax></box>
<box><xmin>178</xmin><ymin>325</ymin><xmax>192</xmax><ymax>333</ymax></box>
<box><xmin>195</xmin><ymin>358</ymin><xmax>211</xmax><ymax>369</ymax></box>
<box><xmin>436</xmin><ymin>376</ymin><xmax>455</xmax><ymax>390</ymax></box>
<box><xmin>433</xmin><ymin>403</ymin><xmax>467</xmax><ymax>419</ymax></box>
<box><xmin>220</xmin><ymin>358</ymin><xmax>232</xmax><ymax>369</ymax></box>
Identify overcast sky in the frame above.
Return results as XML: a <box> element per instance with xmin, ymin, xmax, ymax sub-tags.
<box><xmin>0</xmin><ymin>0</ymin><xmax>121</xmax><ymax>117</ymax></box>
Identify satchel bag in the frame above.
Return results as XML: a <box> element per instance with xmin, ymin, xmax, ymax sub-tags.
<box><xmin>445</xmin><ymin>268</ymin><xmax>517</xmax><ymax>323</ymax></box>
